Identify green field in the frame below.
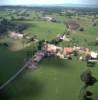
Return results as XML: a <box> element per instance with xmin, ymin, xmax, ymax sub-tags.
<box><xmin>0</xmin><ymin>7</ymin><xmax>98</xmax><ymax>100</ymax></box>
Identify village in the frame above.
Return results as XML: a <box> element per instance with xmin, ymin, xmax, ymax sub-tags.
<box><xmin>28</xmin><ymin>34</ymin><xmax>98</xmax><ymax>69</ymax></box>
<box><xmin>0</xmin><ymin>6</ymin><xmax>98</xmax><ymax>100</ymax></box>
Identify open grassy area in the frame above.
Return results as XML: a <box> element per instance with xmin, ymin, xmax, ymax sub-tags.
<box><xmin>24</xmin><ymin>21</ymin><xmax>65</xmax><ymax>40</ymax></box>
<box><xmin>0</xmin><ymin>47</ymin><xmax>25</xmax><ymax>85</ymax></box>
<box><xmin>1</xmin><ymin>57</ymin><xmax>98</xmax><ymax>100</ymax></box>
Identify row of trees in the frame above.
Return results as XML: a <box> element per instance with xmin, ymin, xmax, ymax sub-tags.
<box><xmin>80</xmin><ymin>58</ymin><xmax>97</xmax><ymax>100</ymax></box>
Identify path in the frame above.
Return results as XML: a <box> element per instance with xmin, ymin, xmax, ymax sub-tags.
<box><xmin>0</xmin><ymin>50</ymin><xmax>45</xmax><ymax>90</ymax></box>
<box><xmin>0</xmin><ymin>32</ymin><xmax>65</xmax><ymax>90</ymax></box>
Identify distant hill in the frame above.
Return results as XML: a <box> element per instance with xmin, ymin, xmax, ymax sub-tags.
<box><xmin>17</xmin><ymin>3</ymin><xmax>98</xmax><ymax>8</ymax></box>
<box><xmin>56</xmin><ymin>4</ymin><xmax>98</xmax><ymax>8</ymax></box>
<box><xmin>0</xmin><ymin>4</ymin><xmax>98</xmax><ymax>8</ymax></box>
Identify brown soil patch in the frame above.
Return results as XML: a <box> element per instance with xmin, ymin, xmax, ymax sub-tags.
<box><xmin>9</xmin><ymin>41</ymin><xmax>24</xmax><ymax>51</ymax></box>
<box><xmin>66</xmin><ymin>21</ymin><xmax>80</xmax><ymax>31</ymax></box>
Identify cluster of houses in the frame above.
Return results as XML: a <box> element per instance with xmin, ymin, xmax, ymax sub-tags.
<box><xmin>28</xmin><ymin>50</ymin><xmax>46</xmax><ymax>69</ymax></box>
<box><xmin>42</xmin><ymin>43</ymin><xmax>73</xmax><ymax>59</ymax></box>
<box><xmin>8</xmin><ymin>32</ymin><xmax>24</xmax><ymax>39</ymax></box>
<box><xmin>42</xmin><ymin>43</ymin><xmax>98</xmax><ymax>62</ymax></box>
<box><xmin>8</xmin><ymin>31</ymin><xmax>98</xmax><ymax>66</ymax></box>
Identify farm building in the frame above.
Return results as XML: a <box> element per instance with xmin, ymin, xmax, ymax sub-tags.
<box><xmin>42</xmin><ymin>44</ymin><xmax>63</xmax><ymax>56</ymax></box>
<box><xmin>9</xmin><ymin>32</ymin><xmax>24</xmax><ymax>39</ymax></box>
<box><xmin>45</xmin><ymin>44</ymin><xmax>62</xmax><ymax>53</ymax></box>
<box><xmin>43</xmin><ymin>16</ymin><xmax>53</xmax><ymax>21</ymax></box>
<box><xmin>63</xmin><ymin>48</ymin><xmax>73</xmax><ymax>55</ymax></box>
<box><xmin>85</xmin><ymin>51</ymin><xmax>98</xmax><ymax>59</ymax></box>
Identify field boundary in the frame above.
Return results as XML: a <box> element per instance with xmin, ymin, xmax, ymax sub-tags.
<box><xmin>0</xmin><ymin>56</ymin><xmax>33</xmax><ymax>90</ymax></box>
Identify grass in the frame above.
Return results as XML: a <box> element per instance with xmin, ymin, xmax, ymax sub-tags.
<box><xmin>24</xmin><ymin>21</ymin><xmax>65</xmax><ymax>40</ymax></box>
<box><xmin>0</xmin><ymin>46</ymin><xmax>35</xmax><ymax>85</ymax></box>
<box><xmin>0</xmin><ymin>47</ymin><xmax>25</xmax><ymax>85</ymax></box>
<box><xmin>3</xmin><ymin>57</ymin><xmax>98</xmax><ymax>100</ymax></box>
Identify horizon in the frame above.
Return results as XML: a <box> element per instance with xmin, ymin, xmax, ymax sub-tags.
<box><xmin>0</xmin><ymin>0</ymin><xmax>98</xmax><ymax>6</ymax></box>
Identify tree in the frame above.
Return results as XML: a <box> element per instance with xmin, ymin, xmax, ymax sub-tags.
<box><xmin>85</xmin><ymin>55</ymin><xmax>91</xmax><ymax>64</ymax></box>
<box><xmin>38</xmin><ymin>40</ymin><xmax>45</xmax><ymax>50</ymax></box>
<box><xmin>82</xmin><ymin>90</ymin><xmax>93</xmax><ymax>100</ymax></box>
<box><xmin>0</xmin><ymin>18</ymin><xmax>30</xmax><ymax>35</ymax></box>
<box><xmin>92</xmin><ymin>23</ymin><xmax>96</xmax><ymax>27</ymax></box>
<box><xmin>80</xmin><ymin>70</ymin><xmax>97</xmax><ymax>87</ymax></box>
<box><xmin>73</xmin><ymin>50</ymin><xmax>78</xmax><ymax>56</ymax></box>
<box><xmin>80</xmin><ymin>27</ymin><xmax>84</xmax><ymax>32</ymax></box>
<box><xmin>65</xmin><ymin>11</ymin><xmax>73</xmax><ymax>18</ymax></box>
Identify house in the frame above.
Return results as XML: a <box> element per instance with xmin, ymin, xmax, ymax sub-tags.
<box><xmin>9</xmin><ymin>32</ymin><xmax>24</xmax><ymax>39</ymax></box>
<box><xmin>42</xmin><ymin>44</ymin><xmax>62</xmax><ymax>56</ymax></box>
<box><xmin>63</xmin><ymin>48</ymin><xmax>73</xmax><ymax>55</ymax></box>
<box><xmin>43</xmin><ymin>16</ymin><xmax>53</xmax><ymax>21</ymax></box>
<box><xmin>85</xmin><ymin>51</ymin><xmax>91</xmax><ymax>56</ymax></box>
<box><xmin>90</xmin><ymin>51</ymin><xmax>98</xmax><ymax>59</ymax></box>
<box><xmin>84</xmin><ymin>50</ymin><xmax>98</xmax><ymax>59</ymax></box>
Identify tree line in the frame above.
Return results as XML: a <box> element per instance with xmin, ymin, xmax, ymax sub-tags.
<box><xmin>0</xmin><ymin>18</ymin><xmax>31</xmax><ymax>35</ymax></box>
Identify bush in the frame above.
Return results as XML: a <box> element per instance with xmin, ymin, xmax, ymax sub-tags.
<box><xmin>92</xmin><ymin>23</ymin><xmax>96</xmax><ymax>27</ymax></box>
<box><xmin>80</xmin><ymin>27</ymin><xmax>84</xmax><ymax>32</ymax></box>
<box><xmin>80</xmin><ymin>70</ymin><xmax>97</xmax><ymax>86</ymax></box>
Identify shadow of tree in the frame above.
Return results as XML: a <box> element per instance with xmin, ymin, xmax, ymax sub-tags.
<box><xmin>40</xmin><ymin>56</ymin><xmax>69</xmax><ymax>69</ymax></box>
<box><xmin>87</xmin><ymin>62</ymin><xmax>96</xmax><ymax>68</ymax></box>
<box><xmin>5</xmin><ymin>76</ymin><xmax>44</xmax><ymax>100</ymax></box>
<box><xmin>0</xmin><ymin>89</ymin><xmax>10</xmax><ymax>100</ymax></box>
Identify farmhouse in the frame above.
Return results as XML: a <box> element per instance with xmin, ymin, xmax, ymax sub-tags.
<box><xmin>43</xmin><ymin>16</ymin><xmax>53</xmax><ymax>21</ymax></box>
<box><xmin>46</xmin><ymin>44</ymin><xmax>62</xmax><ymax>53</ymax></box>
<box><xmin>63</xmin><ymin>48</ymin><xmax>73</xmax><ymax>55</ymax></box>
<box><xmin>9</xmin><ymin>32</ymin><xmax>24</xmax><ymax>39</ymax></box>
<box><xmin>85</xmin><ymin>51</ymin><xmax>98</xmax><ymax>59</ymax></box>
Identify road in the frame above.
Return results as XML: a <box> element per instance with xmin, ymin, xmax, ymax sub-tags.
<box><xmin>0</xmin><ymin>50</ymin><xmax>45</xmax><ymax>90</ymax></box>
